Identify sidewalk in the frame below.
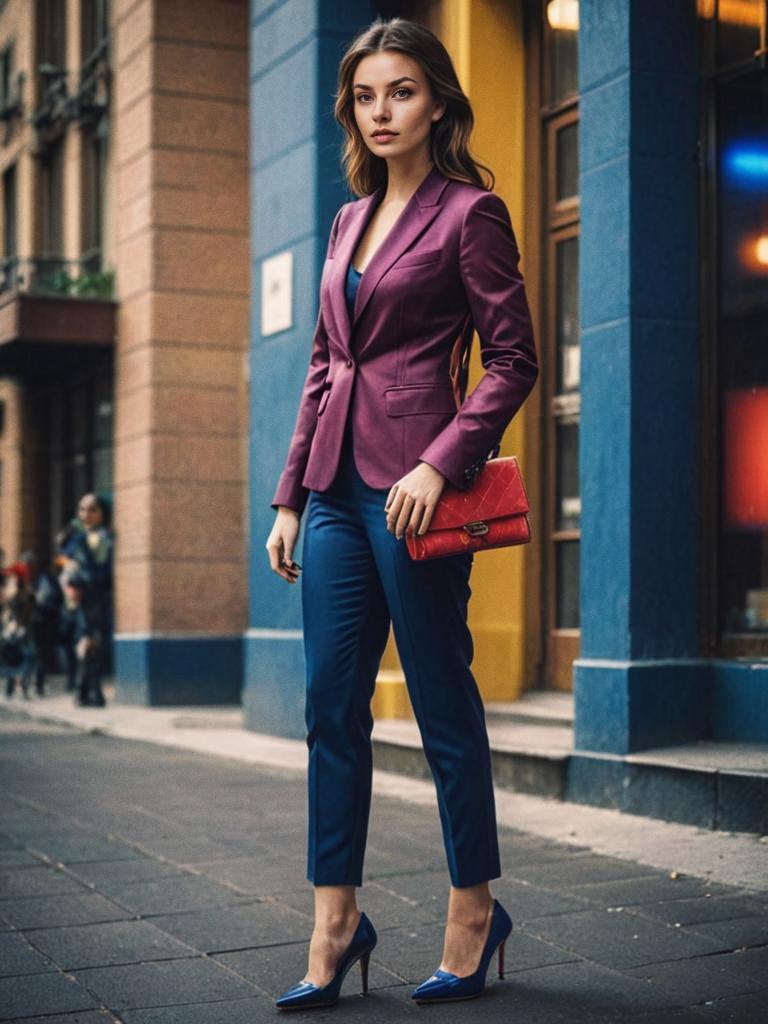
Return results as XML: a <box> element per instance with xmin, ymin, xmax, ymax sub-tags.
<box><xmin>1</xmin><ymin>680</ymin><xmax>767</xmax><ymax>1022</ymax></box>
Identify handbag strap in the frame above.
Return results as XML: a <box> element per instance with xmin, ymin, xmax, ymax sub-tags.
<box><xmin>449</xmin><ymin>314</ymin><xmax>501</xmax><ymax>484</ymax></box>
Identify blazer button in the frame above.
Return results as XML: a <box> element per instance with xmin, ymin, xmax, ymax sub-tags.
<box><xmin>346</xmin><ymin>358</ymin><xmax>353</xmax><ymax>368</ymax></box>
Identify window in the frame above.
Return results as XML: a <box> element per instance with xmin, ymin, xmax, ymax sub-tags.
<box><xmin>0</xmin><ymin>42</ymin><xmax>13</xmax><ymax>110</ymax></box>
<box><xmin>81</xmin><ymin>0</ymin><xmax>110</xmax><ymax>64</ymax></box>
<box><xmin>81</xmin><ymin>128</ymin><xmax>106</xmax><ymax>272</ymax></box>
<box><xmin>2</xmin><ymin>163</ymin><xmax>16</xmax><ymax>291</ymax></box>
<box><xmin>699</xmin><ymin>1</ymin><xmax>768</xmax><ymax>656</ymax></box>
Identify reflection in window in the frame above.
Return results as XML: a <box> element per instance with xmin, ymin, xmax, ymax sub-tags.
<box><xmin>716</xmin><ymin>69</ymin><xmax>768</xmax><ymax>635</ymax></box>
<box><xmin>546</xmin><ymin>0</ymin><xmax>579</xmax><ymax>104</ymax></box>
<box><xmin>556</xmin><ymin>121</ymin><xmax>579</xmax><ymax>201</ymax></box>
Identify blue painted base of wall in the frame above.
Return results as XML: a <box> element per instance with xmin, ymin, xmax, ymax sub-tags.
<box><xmin>242</xmin><ymin>632</ymin><xmax>307</xmax><ymax>740</ymax></box>
<box><xmin>573</xmin><ymin>659</ymin><xmax>712</xmax><ymax>753</ymax></box>
<box><xmin>566</xmin><ymin>751</ymin><xmax>768</xmax><ymax>834</ymax></box>
<box><xmin>115</xmin><ymin>635</ymin><xmax>243</xmax><ymax>705</ymax></box>
<box><xmin>574</xmin><ymin>658</ymin><xmax>768</xmax><ymax>752</ymax></box>
<box><xmin>711</xmin><ymin>661</ymin><xmax>768</xmax><ymax>742</ymax></box>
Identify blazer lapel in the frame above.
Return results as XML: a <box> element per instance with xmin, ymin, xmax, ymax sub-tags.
<box><xmin>328</xmin><ymin>164</ymin><xmax>449</xmax><ymax>355</ymax></box>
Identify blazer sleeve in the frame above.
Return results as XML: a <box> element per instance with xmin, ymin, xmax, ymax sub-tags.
<box><xmin>417</xmin><ymin>190</ymin><xmax>539</xmax><ymax>490</ymax></box>
<box><xmin>270</xmin><ymin>206</ymin><xmax>344</xmax><ymax>516</ymax></box>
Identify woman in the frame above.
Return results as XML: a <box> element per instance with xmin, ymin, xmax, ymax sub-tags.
<box><xmin>265</xmin><ymin>17</ymin><xmax>538</xmax><ymax>1009</ymax></box>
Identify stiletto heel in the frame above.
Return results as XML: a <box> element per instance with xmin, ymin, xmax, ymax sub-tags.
<box><xmin>411</xmin><ymin>898</ymin><xmax>513</xmax><ymax>1003</ymax></box>
<box><xmin>275</xmin><ymin>911</ymin><xmax>377</xmax><ymax>1010</ymax></box>
<box><xmin>360</xmin><ymin>949</ymin><xmax>371</xmax><ymax>994</ymax></box>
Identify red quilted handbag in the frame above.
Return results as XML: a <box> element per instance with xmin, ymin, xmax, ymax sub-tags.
<box><xmin>405</xmin><ymin>455</ymin><xmax>531</xmax><ymax>561</ymax></box>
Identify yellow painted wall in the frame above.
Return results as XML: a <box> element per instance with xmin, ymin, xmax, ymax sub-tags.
<box><xmin>372</xmin><ymin>0</ymin><xmax>536</xmax><ymax>717</ymax></box>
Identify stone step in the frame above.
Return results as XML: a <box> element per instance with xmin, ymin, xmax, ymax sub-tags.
<box><xmin>371</xmin><ymin>719</ymin><xmax>768</xmax><ymax>835</ymax></box>
<box><xmin>372</xmin><ymin>718</ymin><xmax>573</xmax><ymax>800</ymax></box>
<box><xmin>484</xmin><ymin>691</ymin><xmax>574</xmax><ymax>728</ymax></box>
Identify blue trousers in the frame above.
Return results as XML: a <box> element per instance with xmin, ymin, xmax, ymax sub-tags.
<box><xmin>301</xmin><ymin>419</ymin><xmax>502</xmax><ymax>888</ymax></box>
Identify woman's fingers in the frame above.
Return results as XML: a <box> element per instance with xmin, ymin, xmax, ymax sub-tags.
<box><xmin>266</xmin><ymin>532</ymin><xmax>300</xmax><ymax>583</ymax></box>
<box><xmin>418</xmin><ymin>503</ymin><xmax>435</xmax><ymax>535</ymax></box>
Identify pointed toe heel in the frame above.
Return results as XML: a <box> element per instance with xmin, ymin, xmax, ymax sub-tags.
<box><xmin>275</xmin><ymin>911</ymin><xmax>377</xmax><ymax>1010</ymax></box>
<box><xmin>411</xmin><ymin>898</ymin><xmax>513</xmax><ymax>1004</ymax></box>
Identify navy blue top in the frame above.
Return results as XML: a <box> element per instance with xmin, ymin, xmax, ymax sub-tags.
<box><xmin>345</xmin><ymin>261</ymin><xmax>362</xmax><ymax>322</ymax></box>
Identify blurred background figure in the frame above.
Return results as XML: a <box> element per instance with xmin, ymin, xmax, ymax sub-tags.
<box><xmin>15</xmin><ymin>552</ymin><xmax>62</xmax><ymax>697</ymax></box>
<box><xmin>1</xmin><ymin>563</ymin><xmax>35</xmax><ymax>699</ymax></box>
<box><xmin>55</xmin><ymin>493</ymin><xmax>115</xmax><ymax>708</ymax></box>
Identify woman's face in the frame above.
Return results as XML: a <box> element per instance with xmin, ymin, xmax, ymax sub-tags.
<box><xmin>352</xmin><ymin>50</ymin><xmax>444</xmax><ymax>166</ymax></box>
<box><xmin>78</xmin><ymin>495</ymin><xmax>103</xmax><ymax>529</ymax></box>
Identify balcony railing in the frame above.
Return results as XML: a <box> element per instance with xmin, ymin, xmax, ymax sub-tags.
<box><xmin>0</xmin><ymin>255</ymin><xmax>114</xmax><ymax>299</ymax></box>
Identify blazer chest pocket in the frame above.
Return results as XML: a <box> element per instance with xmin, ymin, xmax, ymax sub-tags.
<box><xmin>390</xmin><ymin>248</ymin><xmax>441</xmax><ymax>271</ymax></box>
<box><xmin>384</xmin><ymin>382</ymin><xmax>456</xmax><ymax>417</ymax></box>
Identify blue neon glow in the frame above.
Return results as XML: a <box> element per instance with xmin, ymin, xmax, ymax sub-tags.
<box><xmin>723</xmin><ymin>144</ymin><xmax>768</xmax><ymax>187</ymax></box>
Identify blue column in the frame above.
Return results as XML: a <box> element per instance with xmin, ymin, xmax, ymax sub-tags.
<box><xmin>244</xmin><ymin>1</ymin><xmax>376</xmax><ymax>737</ymax></box>
<box><xmin>573</xmin><ymin>1</ymin><xmax>707</xmax><ymax>754</ymax></box>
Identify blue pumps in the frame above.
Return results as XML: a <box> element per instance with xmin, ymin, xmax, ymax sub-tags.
<box><xmin>275</xmin><ymin>911</ymin><xmax>377</xmax><ymax>1010</ymax></box>
<box><xmin>411</xmin><ymin>898</ymin><xmax>513</xmax><ymax>1003</ymax></box>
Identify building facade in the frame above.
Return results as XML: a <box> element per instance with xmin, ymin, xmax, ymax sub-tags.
<box><xmin>1</xmin><ymin>0</ymin><xmax>765</xmax><ymax>827</ymax></box>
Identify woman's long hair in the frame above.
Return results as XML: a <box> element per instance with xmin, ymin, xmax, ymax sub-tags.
<box><xmin>334</xmin><ymin>17</ymin><xmax>495</xmax><ymax>197</ymax></box>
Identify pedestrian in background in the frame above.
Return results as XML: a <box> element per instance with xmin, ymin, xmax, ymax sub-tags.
<box><xmin>265</xmin><ymin>17</ymin><xmax>538</xmax><ymax>1010</ymax></box>
<box><xmin>1</xmin><ymin>564</ymin><xmax>35</xmax><ymax>699</ymax></box>
<box><xmin>56</xmin><ymin>493</ymin><xmax>114</xmax><ymax>707</ymax></box>
<box><xmin>16</xmin><ymin>552</ymin><xmax>62</xmax><ymax>697</ymax></box>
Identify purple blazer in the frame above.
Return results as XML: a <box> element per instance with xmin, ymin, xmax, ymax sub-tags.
<box><xmin>270</xmin><ymin>164</ymin><xmax>538</xmax><ymax>515</ymax></box>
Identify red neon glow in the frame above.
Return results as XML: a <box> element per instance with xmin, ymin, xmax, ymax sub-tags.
<box><xmin>723</xmin><ymin>388</ymin><xmax>768</xmax><ymax>528</ymax></box>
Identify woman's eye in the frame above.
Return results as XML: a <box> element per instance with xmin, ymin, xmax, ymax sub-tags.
<box><xmin>355</xmin><ymin>88</ymin><xmax>412</xmax><ymax>103</ymax></box>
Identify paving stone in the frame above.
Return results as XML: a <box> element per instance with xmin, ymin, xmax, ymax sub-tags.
<box><xmin>506</xmin><ymin>853</ymin><xmax>665</xmax><ymax>889</ymax></box>
<box><xmin>491</xmin><ymin>876</ymin><xmax>597</xmax><ymax>921</ymax></box>
<box><xmin>72</xmin><ymin>957</ymin><xmax>258</xmax><ymax>1010</ymax></box>
<box><xmin>99</xmin><ymin>875</ymin><xmax>253</xmax><ymax>916</ymax></box>
<box><xmin>487</xmin><ymin>958</ymin><xmax>684</xmax><ymax>1019</ymax></box>
<box><xmin>0</xmin><ymin>971</ymin><xmax>99</xmax><ymax>1018</ymax></box>
<box><xmin>23</xmin><ymin>832</ymin><xmax>142</xmax><ymax>864</ymax></box>
<box><xmin>0</xmin><ymin>866</ymin><xmax>88</xmax><ymax>898</ymax></box>
<box><xmin>595</xmin><ymin>1011</ymin><xmax>718</xmax><ymax>1024</ymax></box>
<box><xmin>0</xmin><ymin>891</ymin><xmax>132</xmax><ymax>930</ymax></box>
<box><xmin>26</xmin><ymin>919</ymin><xmax>198</xmax><ymax>970</ymax></box>
<box><xmin>569</xmin><ymin>875</ymin><xmax>734</xmax><ymax>910</ymax></box>
<box><xmin>684</xmin><ymin>915</ymin><xmax>768</xmax><ymax>950</ymax></box>
<box><xmin>119</xmin><ymin>996</ymin><xmax>277</xmax><ymax>1024</ymax></box>
<box><xmin>5</xmin><ymin>1014</ymin><xmax>114</xmax><ymax>1024</ymax></box>
<box><xmin>521</xmin><ymin>908</ymin><xmax>733</xmax><ymax>970</ymax></box>
<box><xmin>631</xmin><ymin>894</ymin><xmax>768</xmax><ymax>927</ymax></box>
<box><xmin>214</xmin><ymin>942</ymin><xmax>405</xmax><ymax>999</ymax></box>
<box><xmin>64</xmin><ymin>857</ymin><xmax>191</xmax><ymax>889</ymax></box>
<box><xmin>120</xmin><ymin>837</ymin><xmax>248</xmax><ymax>863</ymax></box>
<box><xmin>696</xmin><ymin>990</ymin><xmax>768</xmax><ymax>1022</ymax></box>
<box><xmin>624</xmin><ymin>956</ymin><xmax>767</xmax><ymax>1004</ymax></box>
<box><xmin>147</xmin><ymin>899</ymin><xmax>310</xmax><ymax>953</ymax></box>
<box><xmin>0</xmin><ymin>930</ymin><xmax>57</xmax><ymax>976</ymax></box>
<box><xmin>189</xmin><ymin>855</ymin><xmax>307</xmax><ymax>896</ymax></box>
<box><xmin>360</xmin><ymin>843</ymin><xmax>448</xmax><ymax>878</ymax></box>
<box><xmin>0</xmin><ymin>849</ymin><xmax>41</xmax><ymax>868</ymax></box>
<box><xmin>700</xmin><ymin>946</ymin><xmax>768</xmax><ymax>984</ymax></box>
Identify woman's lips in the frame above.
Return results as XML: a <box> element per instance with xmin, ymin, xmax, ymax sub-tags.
<box><xmin>373</xmin><ymin>133</ymin><xmax>398</xmax><ymax>143</ymax></box>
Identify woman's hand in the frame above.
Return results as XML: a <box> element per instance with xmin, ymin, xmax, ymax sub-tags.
<box><xmin>385</xmin><ymin>462</ymin><xmax>446</xmax><ymax>540</ymax></box>
<box><xmin>266</xmin><ymin>507</ymin><xmax>302</xmax><ymax>583</ymax></box>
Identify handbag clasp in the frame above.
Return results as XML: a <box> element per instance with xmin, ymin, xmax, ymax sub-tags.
<box><xmin>463</xmin><ymin>521</ymin><xmax>489</xmax><ymax>537</ymax></box>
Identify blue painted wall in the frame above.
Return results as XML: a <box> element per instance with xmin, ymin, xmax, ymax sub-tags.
<box><xmin>244</xmin><ymin>1</ymin><xmax>376</xmax><ymax>737</ymax></box>
<box><xmin>573</xmin><ymin>0</ymin><xmax>707</xmax><ymax>753</ymax></box>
